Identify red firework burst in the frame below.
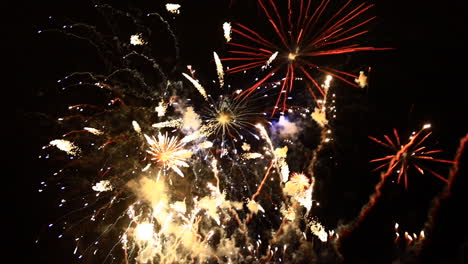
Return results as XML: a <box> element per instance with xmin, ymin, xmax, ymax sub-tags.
<box><xmin>223</xmin><ymin>0</ymin><xmax>391</xmax><ymax>115</ymax></box>
<box><xmin>369</xmin><ymin>124</ymin><xmax>456</xmax><ymax>189</ymax></box>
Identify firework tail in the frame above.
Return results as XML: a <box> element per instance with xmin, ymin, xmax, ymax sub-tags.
<box><xmin>413</xmin><ymin>134</ymin><xmax>467</xmax><ymax>263</ymax></box>
<box><xmin>336</xmin><ymin>141</ymin><xmax>414</xmax><ymax>262</ymax></box>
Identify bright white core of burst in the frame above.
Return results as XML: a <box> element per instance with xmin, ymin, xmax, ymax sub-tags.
<box><xmin>135</xmin><ymin>223</ymin><xmax>154</xmax><ymax>241</ymax></box>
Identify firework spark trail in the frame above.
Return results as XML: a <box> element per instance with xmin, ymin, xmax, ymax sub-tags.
<box><xmin>146</xmin><ymin>11</ymin><xmax>180</xmax><ymax>65</ymax></box>
<box><xmin>223</xmin><ymin>0</ymin><xmax>392</xmax><ymax>115</ymax></box>
<box><xmin>182</xmin><ymin>73</ymin><xmax>208</xmax><ymax>100</ymax></box>
<box><xmin>40</xmin><ymin>4</ymin><xmax>178</xmax><ymax>87</ymax></box>
<box><xmin>243</xmin><ymin>124</ymin><xmax>279</xmax><ymax>225</ymax></box>
<box><xmin>416</xmin><ymin>133</ymin><xmax>467</xmax><ymax>260</ymax></box>
<box><xmin>213</xmin><ymin>51</ymin><xmax>225</xmax><ymax>88</ymax></box>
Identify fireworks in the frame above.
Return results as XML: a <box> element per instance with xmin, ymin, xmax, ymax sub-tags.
<box><xmin>32</xmin><ymin>1</ymin><xmax>463</xmax><ymax>264</ymax></box>
<box><xmin>223</xmin><ymin>0</ymin><xmax>391</xmax><ymax>115</ymax></box>
<box><xmin>144</xmin><ymin>133</ymin><xmax>193</xmax><ymax>177</ymax></box>
<box><xmin>204</xmin><ymin>96</ymin><xmax>260</xmax><ymax>141</ymax></box>
<box><xmin>182</xmin><ymin>52</ymin><xmax>263</xmax><ymax>144</ymax></box>
<box><xmin>48</xmin><ymin>139</ymin><xmax>81</xmax><ymax>156</ymax></box>
<box><xmin>369</xmin><ymin>124</ymin><xmax>455</xmax><ymax>189</ymax></box>
<box><xmin>134</xmin><ymin>222</ymin><xmax>155</xmax><ymax>242</ymax></box>
<box><xmin>223</xmin><ymin>22</ymin><xmax>232</xmax><ymax>42</ymax></box>
<box><xmin>284</xmin><ymin>172</ymin><xmax>311</xmax><ymax>196</ymax></box>
<box><xmin>166</xmin><ymin>3</ymin><xmax>181</xmax><ymax>14</ymax></box>
<box><xmin>130</xmin><ymin>34</ymin><xmax>145</xmax><ymax>46</ymax></box>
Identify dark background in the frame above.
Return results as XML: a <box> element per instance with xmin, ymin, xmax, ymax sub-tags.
<box><xmin>13</xmin><ymin>0</ymin><xmax>466</xmax><ymax>263</ymax></box>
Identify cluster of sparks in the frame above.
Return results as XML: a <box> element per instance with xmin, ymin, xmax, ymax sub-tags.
<box><xmin>36</xmin><ymin>1</ymin><xmax>459</xmax><ymax>264</ymax></box>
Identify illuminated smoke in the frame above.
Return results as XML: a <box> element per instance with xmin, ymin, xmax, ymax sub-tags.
<box><xmin>273</xmin><ymin>115</ymin><xmax>301</xmax><ymax>139</ymax></box>
<box><xmin>181</xmin><ymin>106</ymin><xmax>202</xmax><ymax>132</ymax></box>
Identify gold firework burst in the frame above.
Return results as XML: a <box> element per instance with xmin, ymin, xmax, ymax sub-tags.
<box><xmin>205</xmin><ymin>96</ymin><xmax>260</xmax><ymax>140</ymax></box>
<box><xmin>144</xmin><ymin>133</ymin><xmax>193</xmax><ymax>177</ymax></box>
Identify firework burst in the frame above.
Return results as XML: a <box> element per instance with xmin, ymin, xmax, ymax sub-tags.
<box><xmin>204</xmin><ymin>95</ymin><xmax>261</xmax><ymax>141</ymax></box>
<box><xmin>223</xmin><ymin>0</ymin><xmax>391</xmax><ymax>115</ymax></box>
<box><xmin>144</xmin><ymin>133</ymin><xmax>193</xmax><ymax>177</ymax></box>
<box><xmin>182</xmin><ymin>52</ymin><xmax>264</xmax><ymax>147</ymax></box>
<box><xmin>369</xmin><ymin>124</ymin><xmax>456</xmax><ymax>189</ymax></box>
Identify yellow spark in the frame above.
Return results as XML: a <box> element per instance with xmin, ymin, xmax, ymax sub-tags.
<box><xmin>130</xmin><ymin>34</ymin><xmax>145</xmax><ymax>45</ymax></box>
<box><xmin>151</xmin><ymin>119</ymin><xmax>182</xmax><ymax>129</ymax></box>
<box><xmin>49</xmin><ymin>139</ymin><xmax>80</xmax><ymax>156</ymax></box>
<box><xmin>354</xmin><ymin>71</ymin><xmax>367</xmax><ymax>88</ymax></box>
<box><xmin>199</xmin><ymin>141</ymin><xmax>213</xmax><ymax>149</ymax></box>
<box><xmin>213</xmin><ymin>51</ymin><xmax>224</xmax><ymax>88</ymax></box>
<box><xmin>165</xmin><ymin>3</ymin><xmax>181</xmax><ymax>14</ymax></box>
<box><xmin>141</xmin><ymin>163</ymin><xmax>151</xmax><ymax>172</ymax></box>
<box><xmin>247</xmin><ymin>199</ymin><xmax>265</xmax><ymax>214</ymax></box>
<box><xmin>311</xmin><ymin>107</ymin><xmax>328</xmax><ymax>127</ymax></box>
<box><xmin>132</xmin><ymin>120</ymin><xmax>142</xmax><ymax>133</ymax></box>
<box><xmin>223</xmin><ymin>22</ymin><xmax>232</xmax><ymax>42</ymax></box>
<box><xmin>84</xmin><ymin>127</ymin><xmax>103</xmax><ymax>135</ymax></box>
<box><xmin>274</xmin><ymin>146</ymin><xmax>288</xmax><ymax>160</ymax></box>
<box><xmin>206</xmin><ymin>97</ymin><xmax>259</xmax><ymax>139</ymax></box>
<box><xmin>242</xmin><ymin>153</ymin><xmax>263</xmax><ymax>159</ymax></box>
<box><xmin>284</xmin><ymin>173</ymin><xmax>310</xmax><ymax>196</ymax></box>
<box><xmin>217</xmin><ymin>113</ymin><xmax>231</xmax><ymax>124</ymax></box>
<box><xmin>242</xmin><ymin>142</ymin><xmax>251</xmax><ymax>151</ymax></box>
<box><xmin>266</xmin><ymin>51</ymin><xmax>278</xmax><ymax>66</ymax></box>
<box><xmin>182</xmin><ymin>73</ymin><xmax>208</xmax><ymax>101</ymax></box>
<box><xmin>92</xmin><ymin>180</ymin><xmax>112</xmax><ymax>192</ymax></box>
<box><xmin>155</xmin><ymin>101</ymin><xmax>167</xmax><ymax>117</ymax></box>
<box><xmin>288</xmin><ymin>52</ymin><xmax>297</xmax><ymax>60</ymax></box>
<box><xmin>310</xmin><ymin>220</ymin><xmax>328</xmax><ymax>242</ymax></box>
<box><xmin>280</xmin><ymin>162</ymin><xmax>290</xmax><ymax>183</ymax></box>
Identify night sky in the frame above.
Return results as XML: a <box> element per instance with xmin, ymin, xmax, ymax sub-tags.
<box><xmin>14</xmin><ymin>0</ymin><xmax>467</xmax><ymax>263</ymax></box>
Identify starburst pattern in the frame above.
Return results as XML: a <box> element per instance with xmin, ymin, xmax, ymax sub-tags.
<box><xmin>145</xmin><ymin>133</ymin><xmax>193</xmax><ymax>177</ymax></box>
<box><xmin>205</xmin><ymin>96</ymin><xmax>260</xmax><ymax>141</ymax></box>
<box><xmin>369</xmin><ymin>124</ymin><xmax>456</xmax><ymax>189</ymax></box>
<box><xmin>223</xmin><ymin>0</ymin><xmax>391</xmax><ymax>115</ymax></box>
